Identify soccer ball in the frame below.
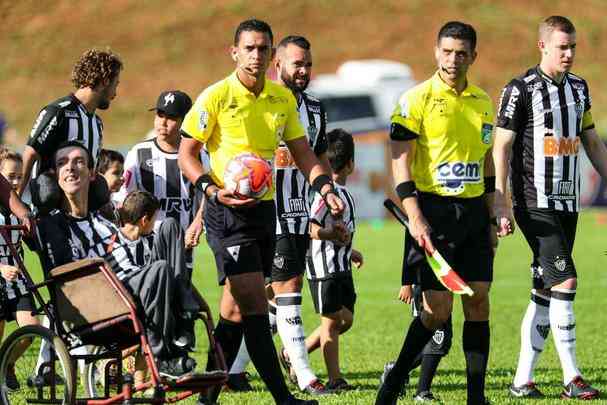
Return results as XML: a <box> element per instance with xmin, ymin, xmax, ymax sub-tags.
<box><xmin>224</xmin><ymin>153</ymin><xmax>272</xmax><ymax>199</ymax></box>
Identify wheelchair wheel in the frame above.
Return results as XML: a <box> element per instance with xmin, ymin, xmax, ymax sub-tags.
<box><xmin>82</xmin><ymin>345</ymin><xmax>144</xmax><ymax>398</ymax></box>
<box><xmin>0</xmin><ymin>325</ymin><xmax>75</xmax><ymax>405</ymax></box>
<box><xmin>82</xmin><ymin>345</ymin><xmax>120</xmax><ymax>398</ymax></box>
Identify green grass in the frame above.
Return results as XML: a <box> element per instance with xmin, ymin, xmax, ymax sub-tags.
<box><xmin>10</xmin><ymin>209</ymin><xmax>607</xmax><ymax>403</ymax></box>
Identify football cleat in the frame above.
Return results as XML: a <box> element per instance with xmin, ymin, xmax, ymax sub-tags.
<box><xmin>561</xmin><ymin>376</ymin><xmax>599</xmax><ymax>400</ymax></box>
<box><xmin>509</xmin><ymin>382</ymin><xmax>544</xmax><ymax>398</ymax></box>
<box><xmin>414</xmin><ymin>390</ymin><xmax>439</xmax><ymax>402</ymax></box>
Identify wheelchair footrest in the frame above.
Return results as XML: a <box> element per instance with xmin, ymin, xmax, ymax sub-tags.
<box><xmin>165</xmin><ymin>370</ymin><xmax>227</xmax><ymax>390</ymax></box>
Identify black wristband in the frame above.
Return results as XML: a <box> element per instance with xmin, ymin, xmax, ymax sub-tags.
<box><xmin>395</xmin><ymin>181</ymin><xmax>417</xmax><ymax>200</ymax></box>
<box><xmin>195</xmin><ymin>174</ymin><xmax>216</xmax><ymax>195</ymax></box>
<box><xmin>311</xmin><ymin>174</ymin><xmax>333</xmax><ymax>194</ymax></box>
<box><xmin>484</xmin><ymin>176</ymin><xmax>496</xmax><ymax>193</ymax></box>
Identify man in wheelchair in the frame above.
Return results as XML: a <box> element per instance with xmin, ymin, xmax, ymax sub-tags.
<box><xmin>26</xmin><ymin>141</ymin><xmax>199</xmax><ymax>379</ymax></box>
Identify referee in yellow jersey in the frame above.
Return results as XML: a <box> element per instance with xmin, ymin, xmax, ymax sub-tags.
<box><xmin>178</xmin><ymin>19</ymin><xmax>343</xmax><ymax>405</ymax></box>
<box><xmin>376</xmin><ymin>22</ymin><xmax>496</xmax><ymax>405</ymax></box>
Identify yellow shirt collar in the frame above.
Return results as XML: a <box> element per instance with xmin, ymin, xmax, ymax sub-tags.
<box><xmin>228</xmin><ymin>71</ymin><xmax>270</xmax><ymax>98</ymax></box>
<box><xmin>431</xmin><ymin>71</ymin><xmax>482</xmax><ymax>98</ymax></box>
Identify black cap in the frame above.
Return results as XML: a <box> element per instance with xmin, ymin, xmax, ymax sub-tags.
<box><xmin>149</xmin><ymin>90</ymin><xmax>192</xmax><ymax>118</ymax></box>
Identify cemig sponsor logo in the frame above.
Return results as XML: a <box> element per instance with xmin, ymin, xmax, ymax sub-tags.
<box><xmin>543</xmin><ymin>136</ymin><xmax>580</xmax><ymax>157</ymax></box>
<box><xmin>435</xmin><ymin>161</ymin><xmax>481</xmax><ymax>192</ymax></box>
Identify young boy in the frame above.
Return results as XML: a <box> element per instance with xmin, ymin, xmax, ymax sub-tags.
<box><xmin>97</xmin><ymin>149</ymin><xmax>124</xmax><ymax>194</ymax></box>
<box><xmin>0</xmin><ymin>148</ymin><xmax>40</xmax><ymax>389</ymax></box>
<box><xmin>97</xmin><ymin>149</ymin><xmax>124</xmax><ymax>223</ymax></box>
<box><xmin>105</xmin><ymin>190</ymin><xmax>197</xmax><ymax>378</ymax></box>
<box><xmin>306</xmin><ymin>129</ymin><xmax>363</xmax><ymax>392</ymax></box>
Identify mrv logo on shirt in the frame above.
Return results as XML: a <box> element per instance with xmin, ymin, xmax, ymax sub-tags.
<box><xmin>435</xmin><ymin>161</ymin><xmax>481</xmax><ymax>193</ymax></box>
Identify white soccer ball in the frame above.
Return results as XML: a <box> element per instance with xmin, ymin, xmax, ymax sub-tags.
<box><xmin>223</xmin><ymin>153</ymin><xmax>272</xmax><ymax>199</ymax></box>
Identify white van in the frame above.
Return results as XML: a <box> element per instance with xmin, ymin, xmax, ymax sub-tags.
<box><xmin>307</xmin><ymin>59</ymin><xmax>416</xmax><ymax>133</ymax></box>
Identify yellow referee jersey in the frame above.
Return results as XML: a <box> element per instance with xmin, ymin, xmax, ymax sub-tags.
<box><xmin>392</xmin><ymin>71</ymin><xmax>494</xmax><ymax>198</ymax></box>
<box><xmin>181</xmin><ymin>72</ymin><xmax>305</xmax><ymax>200</ymax></box>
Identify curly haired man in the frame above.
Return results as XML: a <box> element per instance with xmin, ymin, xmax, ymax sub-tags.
<box><xmin>20</xmin><ymin>48</ymin><xmax>123</xmax><ymax>212</ymax></box>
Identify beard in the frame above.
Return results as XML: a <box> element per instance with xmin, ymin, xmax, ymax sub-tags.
<box><xmin>97</xmin><ymin>99</ymin><xmax>110</xmax><ymax>110</ymax></box>
<box><xmin>280</xmin><ymin>68</ymin><xmax>309</xmax><ymax>93</ymax></box>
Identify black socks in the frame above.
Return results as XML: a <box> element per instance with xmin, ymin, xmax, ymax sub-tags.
<box><xmin>463</xmin><ymin>320</ymin><xmax>490</xmax><ymax>405</ymax></box>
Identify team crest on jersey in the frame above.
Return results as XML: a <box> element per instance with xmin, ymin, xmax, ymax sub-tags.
<box><xmin>481</xmin><ymin>123</ymin><xmax>493</xmax><ymax>144</ymax></box>
<box><xmin>64</xmin><ymin>110</ymin><xmax>79</xmax><ymax>118</ymax></box>
<box><xmin>199</xmin><ymin>110</ymin><xmax>209</xmax><ymax>131</ymax></box>
<box><xmin>146</xmin><ymin>159</ymin><xmax>154</xmax><ymax>168</ymax></box>
<box><xmin>526</xmin><ymin>82</ymin><xmax>543</xmax><ymax>93</ymax></box>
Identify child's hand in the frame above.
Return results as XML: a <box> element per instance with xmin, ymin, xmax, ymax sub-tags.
<box><xmin>1</xmin><ymin>265</ymin><xmax>20</xmax><ymax>282</ymax></box>
<box><xmin>326</xmin><ymin>222</ymin><xmax>350</xmax><ymax>245</ymax></box>
<box><xmin>351</xmin><ymin>249</ymin><xmax>364</xmax><ymax>268</ymax></box>
<box><xmin>398</xmin><ymin>285</ymin><xmax>414</xmax><ymax>305</ymax></box>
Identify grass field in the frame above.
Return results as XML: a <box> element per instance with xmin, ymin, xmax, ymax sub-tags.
<box><xmin>11</xmin><ymin>209</ymin><xmax>607</xmax><ymax>404</ymax></box>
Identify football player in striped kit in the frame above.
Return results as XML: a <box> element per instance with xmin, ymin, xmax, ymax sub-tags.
<box><xmin>494</xmin><ymin>16</ymin><xmax>607</xmax><ymax>400</ymax></box>
<box><xmin>21</xmin><ymin>48</ymin><xmax>122</xmax><ymax>214</ymax></box>
<box><xmin>0</xmin><ymin>148</ymin><xmax>40</xmax><ymax>391</ymax></box>
<box><xmin>269</xmin><ymin>35</ymin><xmax>331</xmax><ymax>395</ymax></box>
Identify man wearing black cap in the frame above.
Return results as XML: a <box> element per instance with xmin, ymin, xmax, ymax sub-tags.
<box><xmin>114</xmin><ymin>90</ymin><xmax>209</xmax><ymax>276</ymax></box>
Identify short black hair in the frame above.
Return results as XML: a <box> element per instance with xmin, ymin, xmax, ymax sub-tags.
<box><xmin>53</xmin><ymin>141</ymin><xmax>94</xmax><ymax>169</ymax></box>
<box><xmin>327</xmin><ymin>129</ymin><xmax>355</xmax><ymax>172</ymax></box>
<box><xmin>234</xmin><ymin>18</ymin><xmax>273</xmax><ymax>46</ymax></box>
<box><xmin>437</xmin><ymin>21</ymin><xmax>477</xmax><ymax>51</ymax></box>
<box><xmin>97</xmin><ymin>149</ymin><xmax>124</xmax><ymax>174</ymax></box>
<box><xmin>119</xmin><ymin>190</ymin><xmax>159</xmax><ymax>225</ymax></box>
<box><xmin>277</xmin><ymin>35</ymin><xmax>310</xmax><ymax>51</ymax></box>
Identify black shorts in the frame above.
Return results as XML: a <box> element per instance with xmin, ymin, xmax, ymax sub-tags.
<box><xmin>403</xmin><ymin>193</ymin><xmax>493</xmax><ymax>292</ymax></box>
<box><xmin>271</xmin><ymin>234</ymin><xmax>309</xmax><ymax>282</ymax></box>
<box><xmin>514</xmin><ymin>208</ymin><xmax>578</xmax><ymax>289</ymax></box>
<box><xmin>0</xmin><ymin>295</ymin><xmax>34</xmax><ymax>322</ymax></box>
<box><xmin>205</xmin><ymin>199</ymin><xmax>277</xmax><ymax>285</ymax></box>
<box><xmin>308</xmin><ymin>275</ymin><xmax>356</xmax><ymax>315</ymax></box>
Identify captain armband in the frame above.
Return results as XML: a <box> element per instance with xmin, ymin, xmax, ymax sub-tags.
<box><xmin>390</xmin><ymin>123</ymin><xmax>419</xmax><ymax>141</ymax></box>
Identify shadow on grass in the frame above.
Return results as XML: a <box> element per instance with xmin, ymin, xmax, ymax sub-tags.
<box><xmin>341</xmin><ymin>366</ymin><xmax>607</xmax><ymax>393</ymax></box>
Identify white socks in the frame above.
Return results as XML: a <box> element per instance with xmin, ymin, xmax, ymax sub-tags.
<box><xmin>550</xmin><ymin>289</ymin><xmax>581</xmax><ymax>385</ymax></box>
<box><xmin>513</xmin><ymin>290</ymin><xmax>550</xmax><ymax>387</ymax></box>
<box><xmin>275</xmin><ymin>293</ymin><xmax>316</xmax><ymax>390</ymax></box>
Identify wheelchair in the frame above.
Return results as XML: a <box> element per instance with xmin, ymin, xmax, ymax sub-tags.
<box><xmin>0</xmin><ymin>224</ymin><xmax>227</xmax><ymax>404</ymax></box>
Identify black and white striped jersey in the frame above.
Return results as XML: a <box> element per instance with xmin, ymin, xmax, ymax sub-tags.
<box><xmin>104</xmin><ymin>231</ymin><xmax>154</xmax><ymax>281</ymax></box>
<box><xmin>113</xmin><ymin>139</ymin><xmax>209</xmax><ymax>234</ymax></box>
<box><xmin>27</xmin><ymin>94</ymin><xmax>104</xmax><ymax>177</ymax></box>
<box><xmin>0</xmin><ymin>210</ymin><xmax>28</xmax><ymax>301</ymax></box>
<box><xmin>496</xmin><ymin>66</ymin><xmax>594</xmax><ymax>212</ymax></box>
<box><xmin>275</xmin><ymin>92</ymin><xmax>328</xmax><ymax>235</ymax></box>
<box><xmin>28</xmin><ymin>210</ymin><xmax>117</xmax><ymax>275</ymax></box>
<box><xmin>306</xmin><ymin>185</ymin><xmax>356</xmax><ymax>280</ymax></box>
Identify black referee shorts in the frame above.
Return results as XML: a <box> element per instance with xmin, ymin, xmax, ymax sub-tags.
<box><xmin>205</xmin><ymin>199</ymin><xmax>276</xmax><ymax>285</ymax></box>
<box><xmin>514</xmin><ymin>208</ymin><xmax>578</xmax><ymax>289</ymax></box>
<box><xmin>271</xmin><ymin>234</ymin><xmax>309</xmax><ymax>282</ymax></box>
<box><xmin>403</xmin><ymin>193</ymin><xmax>493</xmax><ymax>292</ymax></box>
<box><xmin>308</xmin><ymin>275</ymin><xmax>356</xmax><ymax>315</ymax></box>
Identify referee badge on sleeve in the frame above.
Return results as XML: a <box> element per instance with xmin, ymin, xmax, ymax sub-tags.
<box><xmin>481</xmin><ymin>123</ymin><xmax>493</xmax><ymax>144</ymax></box>
<box><xmin>199</xmin><ymin>110</ymin><xmax>209</xmax><ymax>131</ymax></box>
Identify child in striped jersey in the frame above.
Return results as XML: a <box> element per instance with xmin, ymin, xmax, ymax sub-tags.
<box><xmin>305</xmin><ymin>129</ymin><xmax>363</xmax><ymax>392</ymax></box>
<box><xmin>96</xmin><ymin>149</ymin><xmax>124</xmax><ymax>224</ymax></box>
<box><xmin>0</xmin><ymin>148</ymin><xmax>40</xmax><ymax>389</ymax></box>
<box><xmin>105</xmin><ymin>190</ymin><xmax>199</xmax><ymax>379</ymax></box>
